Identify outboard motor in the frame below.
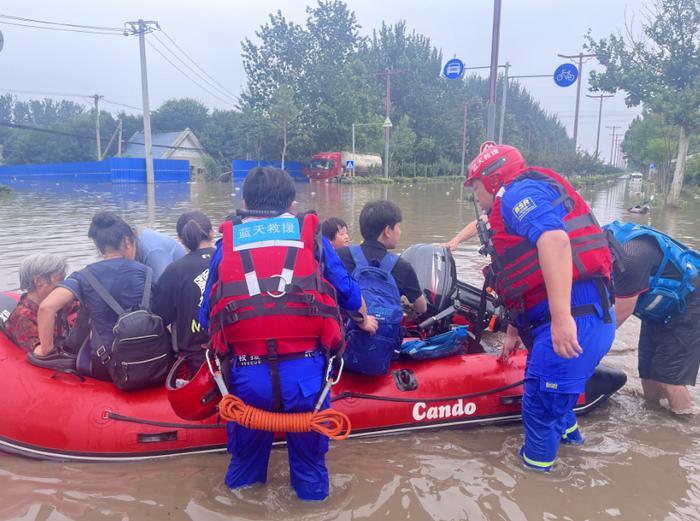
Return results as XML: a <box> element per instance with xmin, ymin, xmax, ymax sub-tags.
<box><xmin>400</xmin><ymin>245</ymin><xmax>507</xmax><ymax>337</ymax></box>
<box><xmin>400</xmin><ymin>244</ymin><xmax>457</xmax><ymax>317</ymax></box>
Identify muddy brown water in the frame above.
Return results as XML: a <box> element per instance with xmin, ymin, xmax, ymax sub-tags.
<box><xmin>1</xmin><ymin>177</ymin><xmax>699</xmax><ymax>521</ymax></box>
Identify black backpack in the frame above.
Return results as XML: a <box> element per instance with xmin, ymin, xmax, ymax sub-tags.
<box><xmin>82</xmin><ymin>267</ymin><xmax>173</xmax><ymax>391</ymax></box>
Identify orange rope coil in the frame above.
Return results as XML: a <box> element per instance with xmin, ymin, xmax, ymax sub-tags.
<box><xmin>218</xmin><ymin>394</ymin><xmax>352</xmax><ymax>441</ymax></box>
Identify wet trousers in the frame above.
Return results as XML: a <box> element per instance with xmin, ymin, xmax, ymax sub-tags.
<box><xmin>520</xmin><ymin>310</ymin><xmax>616</xmax><ymax>471</ymax></box>
<box><xmin>225</xmin><ymin>351</ymin><xmax>330</xmax><ymax>500</ymax></box>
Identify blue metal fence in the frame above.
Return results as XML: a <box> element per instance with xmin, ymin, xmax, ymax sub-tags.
<box><xmin>231</xmin><ymin>159</ymin><xmax>308</xmax><ymax>182</ymax></box>
<box><xmin>0</xmin><ymin>158</ymin><xmax>190</xmax><ymax>184</ymax></box>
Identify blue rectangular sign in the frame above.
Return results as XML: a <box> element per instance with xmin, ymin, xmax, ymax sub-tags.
<box><xmin>233</xmin><ymin>217</ymin><xmax>301</xmax><ymax>249</ymax></box>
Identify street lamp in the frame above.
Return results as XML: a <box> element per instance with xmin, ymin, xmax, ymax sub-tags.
<box><xmin>383</xmin><ymin>117</ymin><xmax>393</xmax><ymax>178</ymax></box>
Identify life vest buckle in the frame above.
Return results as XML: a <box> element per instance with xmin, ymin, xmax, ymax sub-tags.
<box><xmin>266</xmin><ymin>274</ymin><xmax>289</xmax><ymax>299</ymax></box>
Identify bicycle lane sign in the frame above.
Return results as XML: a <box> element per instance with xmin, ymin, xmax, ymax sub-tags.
<box><xmin>553</xmin><ymin>63</ymin><xmax>578</xmax><ymax>87</ymax></box>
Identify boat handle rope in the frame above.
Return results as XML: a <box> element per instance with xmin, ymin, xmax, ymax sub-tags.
<box><xmin>331</xmin><ymin>379</ymin><xmax>525</xmax><ymax>404</ymax></box>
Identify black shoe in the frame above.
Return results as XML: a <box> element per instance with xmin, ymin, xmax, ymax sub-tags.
<box><xmin>27</xmin><ymin>349</ymin><xmax>77</xmax><ymax>370</ymax></box>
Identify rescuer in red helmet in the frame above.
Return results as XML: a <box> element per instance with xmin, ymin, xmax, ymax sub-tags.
<box><xmin>464</xmin><ymin>141</ymin><xmax>616</xmax><ymax>472</ymax></box>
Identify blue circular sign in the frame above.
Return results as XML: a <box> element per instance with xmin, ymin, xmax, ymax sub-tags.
<box><xmin>553</xmin><ymin>63</ymin><xmax>578</xmax><ymax>87</ymax></box>
<box><xmin>443</xmin><ymin>58</ymin><xmax>465</xmax><ymax>80</ymax></box>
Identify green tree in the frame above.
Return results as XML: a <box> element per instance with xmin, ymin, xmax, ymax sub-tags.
<box><xmin>586</xmin><ymin>0</ymin><xmax>700</xmax><ymax>205</ymax></box>
<box><xmin>240</xmin><ymin>11</ymin><xmax>308</xmax><ymax>111</ymax></box>
<box><xmin>269</xmin><ymin>85</ymin><xmax>300</xmax><ymax>169</ymax></box>
<box><xmin>151</xmin><ymin>98</ymin><xmax>210</xmax><ymax>134</ymax></box>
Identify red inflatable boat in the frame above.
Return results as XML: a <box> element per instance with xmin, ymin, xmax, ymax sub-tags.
<box><xmin>0</xmin><ymin>245</ymin><xmax>626</xmax><ymax>462</ymax></box>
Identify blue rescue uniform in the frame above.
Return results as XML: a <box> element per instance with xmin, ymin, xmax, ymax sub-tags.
<box><xmin>501</xmin><ymin>179</ymin><xmax>616</xmax><ymax>471</ymax></box>
<box><xmin>201</xmin><ymin>228</ymin><xmax>361</xmax><ymax>500</ymax></box>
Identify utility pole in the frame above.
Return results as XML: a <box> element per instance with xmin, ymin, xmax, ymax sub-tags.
<box><xmin>613</xmin><ymin>135</ymin><xmax>623</xmax><ymax>168</ymax></box>
<box><xmin>486</xmin><ymin>0</ymin><xmax>503</xmax><ymax>141</ymax></box>
<box><xmin>93</xmin><ymin>94</ymin><xmax>103</xmax><ymax>161</ymax></box>
<box><xmin>498</xmin><ymin>62</ymin><xmax>510</xmax><ymax>144</ymax></box>
<box><xmin>586</xmin><ymin>93</ymin><xmax>613</xmax><ymax>158</ymax></box>
<box><xmin>117</xmin><ymin>118</ymin><xmax>123</xmax><ymax>157</ymax></box>
<box><xmin>557</xmin><ymin>51</ymin><xmax>596</xmax><ymax>150</ymax></box>
<box><xmin>459</xmin><ymin>103</ymin><xmax>468</xmax><ymax>201</ymax></box>
<box><xmin>607</xmin><ymin>125</ymin><xmax>620</xmax><ymax>165</ymax></box>
<box><xmin>126</xmin><ymin>19</ymin><xmax>159</xmax><ymax>184</ymax></box>
<box><xmin>616</xmin><ymin>136</ymin><xmax>624</xmax><ymax>168</ymax></box>
<box><xmin>377</xmin><ymin>68</ymin><xmax>403</xmax><ymax>178</ymax></box>
<box><xmin>460</xmin><ymin>103</ymin><xmax>468</xmax><ymax>178</ymax></box>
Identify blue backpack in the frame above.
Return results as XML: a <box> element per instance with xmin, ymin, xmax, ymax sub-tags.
<box><xmin>605</xmin><ymin>221</ymin><xmax>700</xmax><ymax>323</ymax></box>
<box><xmin>343</xmin><ymin>245</ymin><xmax>403</xmax><ymax>375</ymax></box>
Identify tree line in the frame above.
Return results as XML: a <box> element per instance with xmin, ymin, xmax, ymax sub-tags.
<box><xmin>0</xmin><ymin>0</ymin><xmax>620</xmax><ymax>180</ymax></box>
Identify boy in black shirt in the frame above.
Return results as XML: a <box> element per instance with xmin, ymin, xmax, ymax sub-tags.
<box><xmin>337</xmin><ymin>201</ymin><xmax>427</xmax><ymax>374</ymax></box>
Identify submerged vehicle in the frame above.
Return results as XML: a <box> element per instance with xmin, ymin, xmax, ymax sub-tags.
<box><xmin>0</xmin><ymin>245</ymin><xmax>626</xmax><ymax>462</ymax></box>
<box><xmin>303</xmin><ymin>151</ymin><xmax>382</xmax><ymax>181</ymax></box>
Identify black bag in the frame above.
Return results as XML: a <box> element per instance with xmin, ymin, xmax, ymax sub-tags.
<box><xmin>82</xmin><ymin>267</ymin><xmax>173</xmax><ymax>391</ymax></box>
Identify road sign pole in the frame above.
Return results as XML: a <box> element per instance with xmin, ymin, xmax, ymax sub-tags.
<box><xmin>460</xmin><ymin>103</ymin><xmax>468</xmax><ymax>201</ymax></box>
<box><xmin>486</xmin><ymin>0</ymin><xmax>502</xmax><ymax>141</ymax></box>
<box><xmin>352</xmin><ymin>124</ymin><xmax>356</xmax><ymax>177</ymax></box>
<box><xmin>558</xmin><ymin>52</ymin><xmax>596</xmax><ymax>150</ymax></box>
<box><xmin>498</xmin><ymin>62</ymin><xmax>510</xmax><ymax>144</ymax></box>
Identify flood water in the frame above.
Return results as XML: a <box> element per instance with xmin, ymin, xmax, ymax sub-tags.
<box><xmin>1</xmin><ymin>177</ymin><xmax>699</xmax><ymax>520</ymax></box>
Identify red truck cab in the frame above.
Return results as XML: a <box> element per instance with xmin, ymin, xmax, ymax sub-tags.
<box><xmin>304</xmin><ymin>152</ymin><xmax>343</xmax><ymax>180</ymax></box>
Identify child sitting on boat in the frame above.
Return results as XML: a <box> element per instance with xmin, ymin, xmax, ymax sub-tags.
<box><xmin>336</xmin><ymin>200</ymin><xmax>428</xmax><ymax>375</ymax></box>
<box><xmin>321</xmin><ymin>216</ymin><xmax>351</xmax><ymax>249</ymax></box>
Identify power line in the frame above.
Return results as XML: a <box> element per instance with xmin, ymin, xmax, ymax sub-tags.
<box><xmin>0</xmin><ymin>87</ymin><xmax>90</xmax><ymax>98</ymax></box>
<box><xmin>0</xmin><ymin>120</ymin><xmax>208</xmax><ymax>153</ymax></box>
<box><xmin>101</xmin><ymin>99</ymin><xmax>141</xmax><ymax>111</ymax></box>
<box><xmin>0</xmin><ymin>20</ymin><xmax>123</xmax><ymax>36</ymax></box>
<box><xmin>150</xmin><ymin>33</ymin><xmax>237</xmax><ymax>104</ymax></box>
<box><xmin>145</xmin><ymin>39</ymin><xmax>236</xmax><ymax>107</ymax></box>
<box><xmin>159</xmin><ymin>29</ymin><xmax>238</xmax><ymax>101</ymax></box>
<box><xmin>0</xmin><ymin>14</ymin><xmax>124</xmax><ymax>32</ymax></box>
<box><xmin>0</xmin><ymin>88</ymin><xmax>142</xmax><ymax>112</ymax></box>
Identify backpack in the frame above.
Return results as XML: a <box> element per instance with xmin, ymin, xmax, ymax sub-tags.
<box><xmin>82</xmin><ymin>267</ymin><xmax>173</xmax><ymax>390</ymax></box>
<box><xmin>343</xmin><ymin>245</ymin><xmax>403</xmax><ymax>376</ymax></box>
<box><xmin>604</xmin><ymin>221</ymin><xmax>700</xmax><ymax>323</ymax></box>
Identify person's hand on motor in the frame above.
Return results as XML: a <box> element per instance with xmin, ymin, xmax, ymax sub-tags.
<box><xmin>441</xmin><ymin>238</ymin><xmax>460</xmax><ymax>252</ymax></box>
<box><xmin>500</xmin><ymin>325</ymin><xmax>522</xmax><ymax>360</ymax></box>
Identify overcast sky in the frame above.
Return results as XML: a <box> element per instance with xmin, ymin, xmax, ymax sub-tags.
<box><xmin>0</xmin><ymin>0</ymin><xmax>648</xmax><ymax>162</ymax></box>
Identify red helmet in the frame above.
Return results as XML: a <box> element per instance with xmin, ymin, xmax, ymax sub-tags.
<box><xmin>465</xmin><ymin>141</ymin><xmax>526</xmax><ymax>194</ymax></box>
<box><xmin>166</xmin><ymin>356</ymin><xmax>222</xmax><ymax>421</ymax></box>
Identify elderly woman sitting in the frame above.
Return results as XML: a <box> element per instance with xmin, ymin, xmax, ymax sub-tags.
<box><xmin>4</xmin><ymin>254</ymin><xmax>73</xmax><ymax>352</ymax></box>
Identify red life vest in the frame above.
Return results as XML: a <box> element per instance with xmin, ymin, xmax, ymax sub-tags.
<box><xmin>208</xmin><ymin>212</ymin><xmax>343</xmax><ymax>357</ymax></box>
<box><xmin>488</xmin><ymin>167</ymin><xmax>613</xmax><ymax>313</ymax></box>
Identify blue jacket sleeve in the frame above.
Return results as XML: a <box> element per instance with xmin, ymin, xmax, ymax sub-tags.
<box><xmin>501</xmin><ymin>179</ymin><xmax>568</xmax><ymax>246</ymax></box>
<box><xmin>199</xmin><ymin>239</ymin><xmax>223</xmax><ymax>329</ymax></box>
<box><xmin>319</xmin><ymin>236</ymin><xmax>362</xmax><ymax>312</ymax></box>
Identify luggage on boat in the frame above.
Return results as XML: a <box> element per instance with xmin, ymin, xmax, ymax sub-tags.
<box><xmin>400</xmin><ymin>326</ymin><xmax>468</xmax><ymax>360</ymax></box>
